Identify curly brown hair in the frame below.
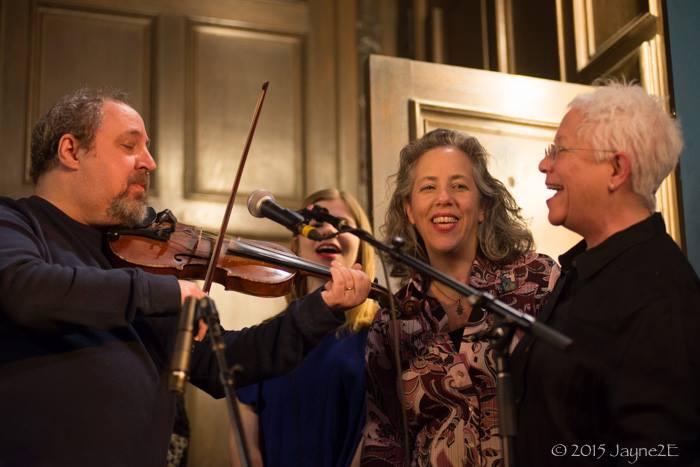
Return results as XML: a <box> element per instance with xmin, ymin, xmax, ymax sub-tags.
<box><xmin>382</xmin><ymin>128</ymin><xmax>533</xmax><ymax>280</ymax></box>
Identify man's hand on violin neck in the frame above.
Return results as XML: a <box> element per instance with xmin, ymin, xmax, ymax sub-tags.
<box><xmin>321</xmin><ymin>261</ymin><xmax>371</xmax><ymax>310</ymax></box>
<box><xmin>178</xmin><ymin>280</ymin><xmax>208</xmax><ymax>340</ymax></box>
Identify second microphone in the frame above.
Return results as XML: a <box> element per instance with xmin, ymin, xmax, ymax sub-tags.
<box><xmin>247</xmin><ymin>189</ymin><xmax>324</xmax><ymax>240</ymax></box>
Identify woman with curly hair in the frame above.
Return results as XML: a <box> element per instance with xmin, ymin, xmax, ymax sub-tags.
<box><xmin>361</xmin><ymin>129</ymin><xmax>559</xmax><ymax>466</ymax></box>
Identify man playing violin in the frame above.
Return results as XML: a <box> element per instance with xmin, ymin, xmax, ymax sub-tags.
<box><xmin>0</xmin><ymin>88</ymin><xmax>371</xmax><ymax>467</ymax></box>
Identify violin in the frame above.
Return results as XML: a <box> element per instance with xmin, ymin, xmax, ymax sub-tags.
<box><xmin>105</xmin><ymin>82</ymin><xmax>387</xmax><ymax>305</ymax></box>
<box><xmin>106</xmin><ymin>208</ymin><xmax>389</xmax><ymax>304</ymax></box>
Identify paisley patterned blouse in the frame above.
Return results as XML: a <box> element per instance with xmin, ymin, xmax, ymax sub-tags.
<box><xmin>361</xmin><ymin>251</ymin><xmax>559</xmax><ymax>467</ymax></box>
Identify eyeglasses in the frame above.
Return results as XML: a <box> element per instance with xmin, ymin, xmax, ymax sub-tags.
<box><xmin>544</xmin><ymin>144</ymin><xmax>617</xmax><ymax>161</ymax></box>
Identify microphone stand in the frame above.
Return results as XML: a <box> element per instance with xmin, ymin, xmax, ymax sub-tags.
<box><xmin>329</xmin><ymin>228</ymin><xmax>571</xmax><ymax>350</ymax></box>
<box><xmin>479</xmin><ymin>316</ymin><xmax>518</xmax><ymax>466</ymax></box>
<box><xmin>197</xmin><ymin>297</ymin><xmax>251</xmax><ymax>467</ymax></box>
<box><xmin>170</xmin><ymin>297</ymin><xmax>251</xmax><ymax>467</ymax></box>
<box><xmin>306</xmin><ymin>208</ymin><xmax>572</xmax><ymax>467</ymax></box>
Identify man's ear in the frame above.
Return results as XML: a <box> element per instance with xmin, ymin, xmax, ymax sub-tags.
<box><xmin>56</xmin><ymin>134</ymin><xmax>82</xmax><ymax>170</ymax></box>
<box><xmin>608</xmin><ymin>152</ymin><xmax>632</xmax><ymax>192</ymax></box>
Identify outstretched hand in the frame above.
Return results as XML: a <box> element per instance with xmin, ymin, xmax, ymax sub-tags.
<box><xmin>320</xmin><ymin>261</ymin><xmax>371</xmax><ymax>310</ymax></box>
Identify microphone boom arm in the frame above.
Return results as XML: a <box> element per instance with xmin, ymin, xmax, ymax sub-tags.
<box><xmin>303</xmin><ymin>208</ymin><xmax>572</xmax><ymax>350</ymax></box>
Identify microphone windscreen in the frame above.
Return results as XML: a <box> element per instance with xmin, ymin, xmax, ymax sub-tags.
<box><xmin>247</xmin><ymin>189</ymin><xmax>274</xmax><ymax>218</ymax></box>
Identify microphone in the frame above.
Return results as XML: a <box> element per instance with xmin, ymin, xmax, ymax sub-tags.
<box><xmin>247</xmin><ymin>189</ymin><xmax>323</xmax><ymax>240</ymax></box>
<box><xmin>305</xmin><ymin>205</ymin><xmax>350</xmax><ymax>231</ymax></box>
<box><xmin>169</xmin><ymin>296</ymin><xmax>199</xmax><ymax>394</ymax></box>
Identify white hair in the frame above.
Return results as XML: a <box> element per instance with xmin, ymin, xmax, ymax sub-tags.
<box><xmin>569</xmin><ymin>81</ymin><xmax>684</xmax><ymax>211</ymax></box>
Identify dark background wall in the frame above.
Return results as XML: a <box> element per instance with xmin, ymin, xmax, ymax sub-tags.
<box><xmin>667</xmin><ymin>0</ymin><xmax>700</xmax><ymax>273</ymax></box>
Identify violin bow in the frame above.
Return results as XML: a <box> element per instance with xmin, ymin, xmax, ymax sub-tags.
<box><xmin>202</xmin><ymin>82</ymin><xmax>269</xmax><ymax>294</ymax></box>
<box><xmin>197</xmin><ymin>82</ymin><xmax>269</xmax><ymax>467</ymax></box>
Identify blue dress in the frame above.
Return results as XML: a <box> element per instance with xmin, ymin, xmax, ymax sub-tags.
<box><xmin>237</xmin><ymin>328</ymin><xmax>368</xmax><ymax>467</ymax></box>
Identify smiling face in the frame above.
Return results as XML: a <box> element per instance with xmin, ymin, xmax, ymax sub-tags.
<box><xmin>76</xmin><ymin>100</ymin><xmax>156</xmax><ymax>226</ymax></box>
<box><xmin>404</xmin><ymin>146</ymin><xmax>484</xmax><ymax>263</ymax></box>
<box><xmin>539</xmin><ymin>109</ymin><xmax>611</xmax><ymax>238</ymax></box>
<box><xmin>295</xmin><ymin>198</ymin><xmax>361</xmax><ymax>268</ymax></box>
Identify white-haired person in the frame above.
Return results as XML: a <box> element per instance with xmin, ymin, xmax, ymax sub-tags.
<box><xmin>512</xmin><ymin>82</ymin><xmax>700</xmax><ymax>466</ymax></box>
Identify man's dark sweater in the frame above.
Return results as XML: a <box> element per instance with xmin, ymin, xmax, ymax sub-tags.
<box><xmin>0</xmin><ymin>196</ymin><xmax>344</xmax><ymax>467</ymax></box>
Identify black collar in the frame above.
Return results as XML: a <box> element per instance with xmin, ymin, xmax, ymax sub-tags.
<box><xmin>559</xmin><ymin>213</ymin><xmax>665</xmax><ymax>280</ymax></box>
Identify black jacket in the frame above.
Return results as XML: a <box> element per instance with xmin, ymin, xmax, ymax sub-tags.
<box><xmin>512</xmin><ymin>214</ymin><xmax>700</xmax><ymax>466</ymax></box>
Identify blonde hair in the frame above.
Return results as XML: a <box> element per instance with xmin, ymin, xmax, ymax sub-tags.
<box><xmin>288</xmin><ymin>188</ymin><xmax>378</xmax><ymax>332</ymax></box>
